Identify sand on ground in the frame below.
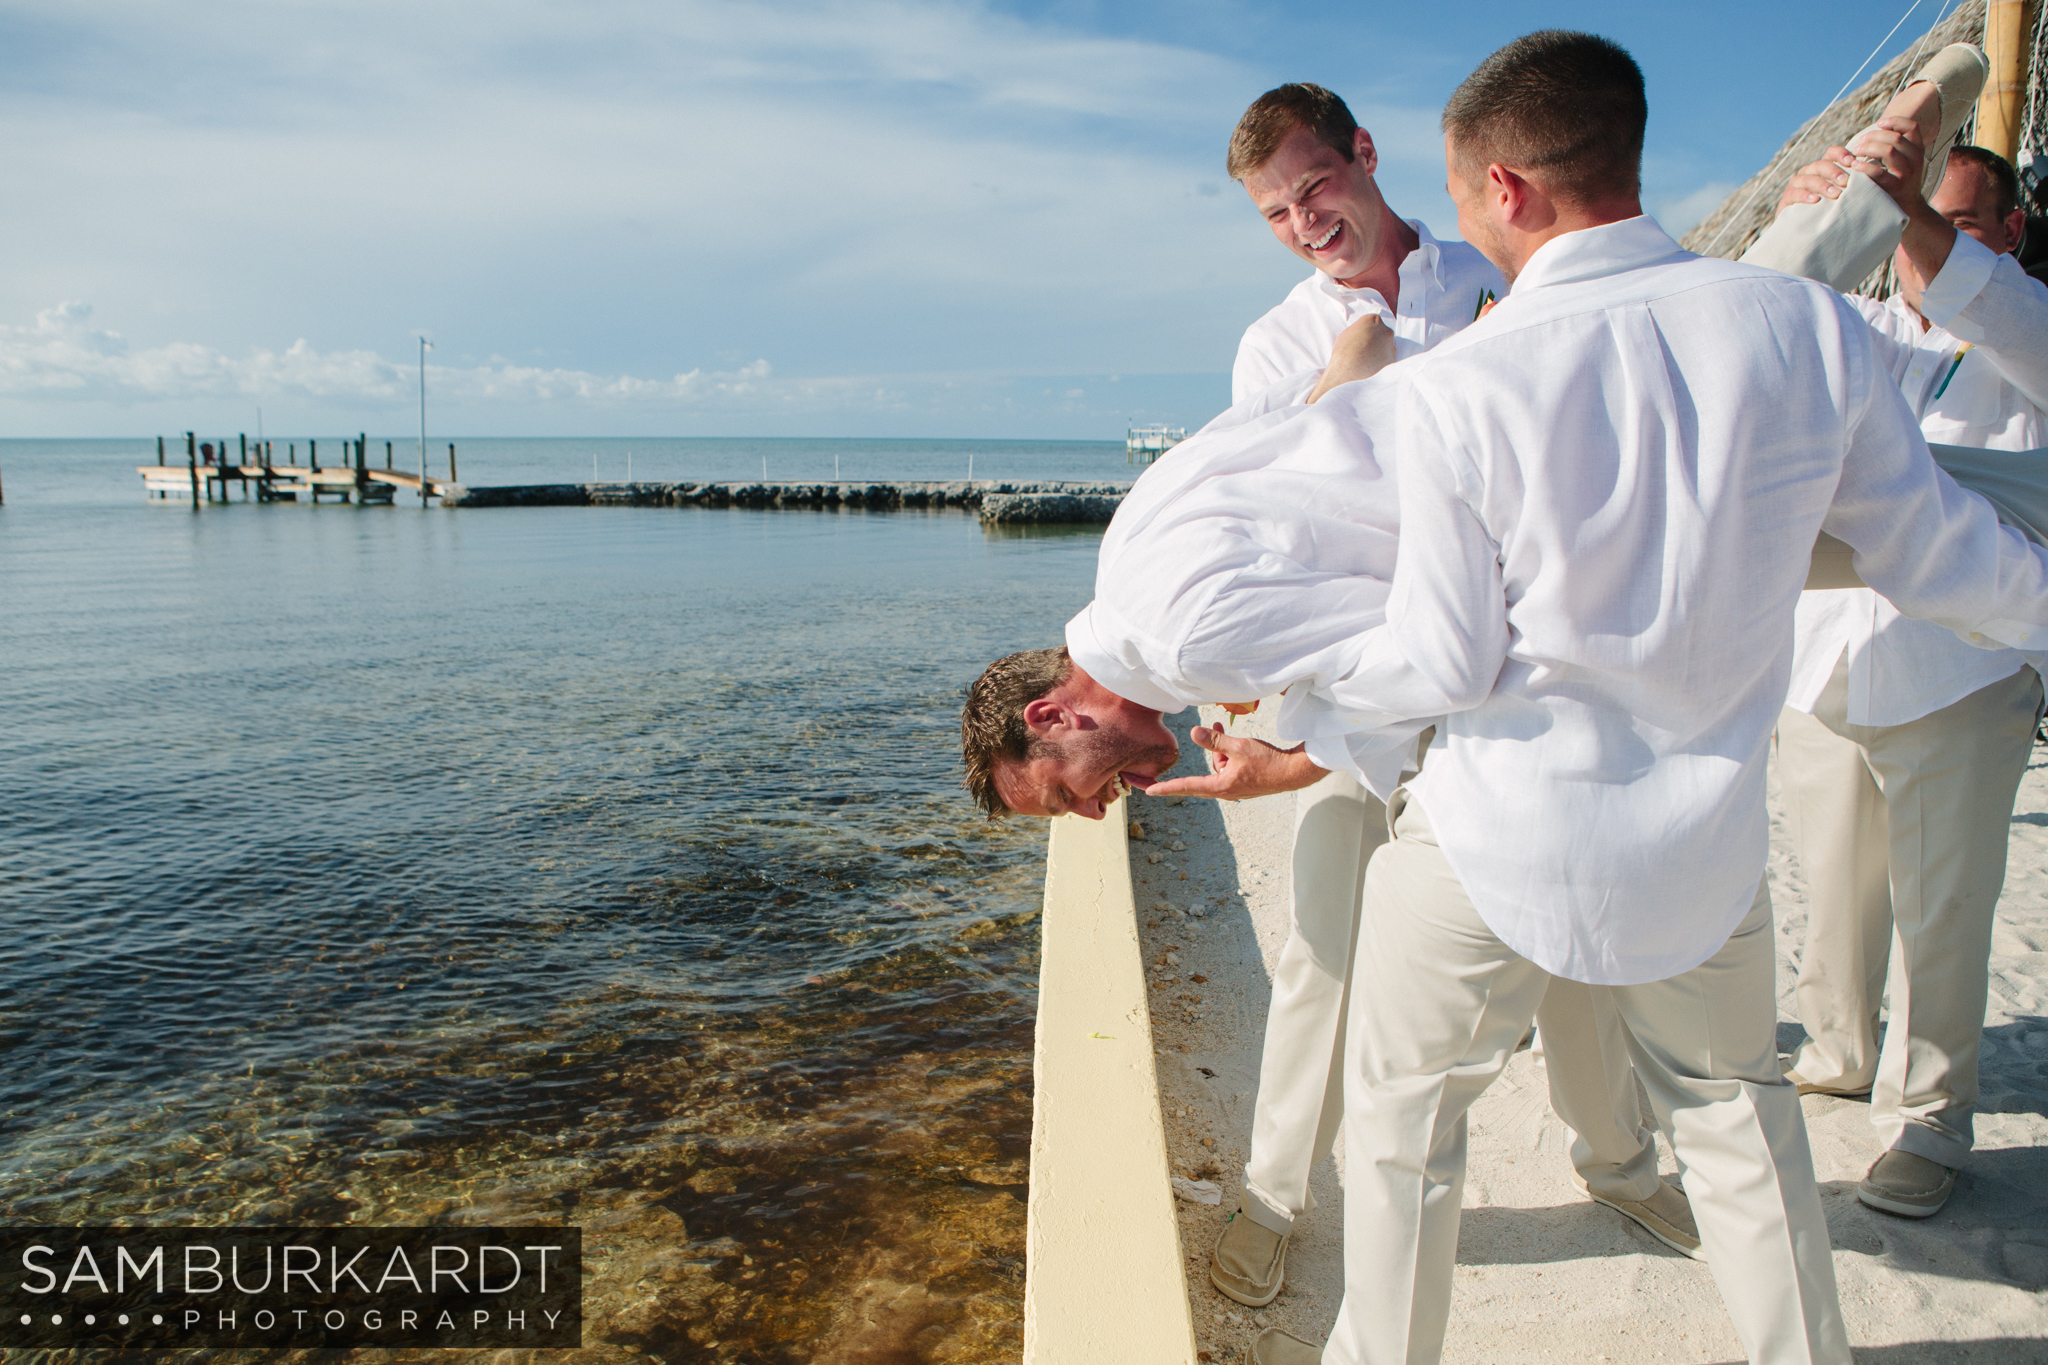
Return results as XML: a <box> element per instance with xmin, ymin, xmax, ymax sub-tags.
<box><xmin>1131</xmin><ymin>704</ymin><xmax>2048</xmax><ymax>1364</ymax></box>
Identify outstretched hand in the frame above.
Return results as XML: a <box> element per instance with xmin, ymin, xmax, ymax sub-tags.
<box><xmin>1142</xmin><ymin>725</ymin><xmax>1327</xmax><ymax>802</ymax></box>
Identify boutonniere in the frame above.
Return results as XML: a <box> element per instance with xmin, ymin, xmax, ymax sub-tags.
<box><xmin>1473</xmin><ymin>289</ymin><xmax>1499</xmax><ymax>321</ymax></box>
<box><xmin>1216</xmin><ymin>700</ymin><xmax>1259</xmax><ymax>730</ymax></box>
<box><xmin>1931</xmin><ymin>343</ymin><xmax>1973</xmax><ymax>401</ymax></box>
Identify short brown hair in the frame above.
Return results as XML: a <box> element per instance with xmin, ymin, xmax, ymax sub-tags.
<box><xmin>1227</xmin><ymin>83</ymin><xmax>1359</xmax><ymax>181</ymax></box>
<box><xmin>1441</xmin><ymin>31</ymin><xmax>1645</xmax><ymax>205</ymax></box>
<box><xmin>1944</xmin><ymin>144</ymin><xmax>2021</xmax><ymax>220</ymax></box>
<box><xmin>961</xmin><ymin>646</ymin><xmax>1072</xmax><ymax>818</ymax></box>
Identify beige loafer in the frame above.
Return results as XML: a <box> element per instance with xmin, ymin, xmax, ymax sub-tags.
<box><xmin>1858</xmin><ymin>1149</ymin><xmax>1957</xmax><ymax>1218</ymax></box>
<box><xmin>1250</xmin><ymin>1327</ymin><xmax>1322</xmax><ymax>1364</ymax></box>
<box><xmin>1908</xmin><ymin>42</ymin><xmax>1991</xmax><ymax>192</ymax></box>
<box><xmin>1786</xmin><ymin>1072</ymin><xmax>1873</xmax><ymax>1098</ymax></box>
<box><xmin>1210</xmin><ymin>1207</ymin><xmax>1288</xmax><ymax>1307</ymax></box>
<box><xmin>1576</xmin><ymin>1175</ymin><xmax>1704</xmax><ymax>1260</ymax></box>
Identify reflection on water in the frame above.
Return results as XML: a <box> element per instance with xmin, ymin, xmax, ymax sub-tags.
<box><xmin>0</xmin><ymin>445</ymin><xmax>1104</xmax><ymax>1362</ymax></box>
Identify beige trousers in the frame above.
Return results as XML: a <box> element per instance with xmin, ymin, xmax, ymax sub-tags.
<box><xmin>1326</xmin><ymin>793</ymin><xmax>1847</xmax><ymax>1365</ymax></box>
<box><xmin>1778</xmin><ymin>658</ymin><xmax>2042</xmax><ymax>1166</ymax></box>
<box><xmin>1240</xmin><ymin>771</ymin><xmax>1661</xmax><ymax>1234</ymax></box>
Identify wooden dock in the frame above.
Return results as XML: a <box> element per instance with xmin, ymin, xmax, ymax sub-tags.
<box><xmin>140</xmin><ymin>433</ymin><xmax>455</xmax><ymax>505</ymax></box>
<box><xmin>137</xmin><ymin>463</ymin><xmax>452</xmax><ymax>504</ymax></box>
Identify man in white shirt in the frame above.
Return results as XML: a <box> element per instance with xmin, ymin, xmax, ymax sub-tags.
<box><xmin>1194</xmin><ymin>84</ymin><xmax>1695</xmax><ymax>1309</ymax></box>
<box><xmin>1228</xmin><ymin>84</ymin><xmax>1503</xmax><ymax>407</ymax></box>
<box><xmin>963</xmin><ymin>30</ymin><xmax>2048</xmax><ymax>1365</ymax></box>
<box><xmin>1762</xmin><ymin>127</ymin><xmax>2048</xmax><ymax>1219</ymax></box>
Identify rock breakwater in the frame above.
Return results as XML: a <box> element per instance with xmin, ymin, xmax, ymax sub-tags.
<box><xmin>441</xmin><ymin>479</ymin><xmax>1130</xmax><ymax>523</ymax></box>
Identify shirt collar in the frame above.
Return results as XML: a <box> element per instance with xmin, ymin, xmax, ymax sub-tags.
<box><xmin>1510</xmin><ymin>215</ymin><xmax>1686</xmax><ymax>293</ymax></box>
<box><xmin>1311</xmin><ymin>217</ymin><xmax>1446</xmax><ymax>314</ymax></box>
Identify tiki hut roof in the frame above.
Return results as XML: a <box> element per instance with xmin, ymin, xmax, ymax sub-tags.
<box><xmin>1682</xmin><ymin>0</ymin><xmax>1989</xmax><ymax>267</ymax></box>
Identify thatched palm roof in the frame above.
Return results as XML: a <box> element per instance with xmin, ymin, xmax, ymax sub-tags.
<box><xmin>1682</xmin><ymin>0</ymin><xmax>1989</xmax><ymax>269</ymax></box>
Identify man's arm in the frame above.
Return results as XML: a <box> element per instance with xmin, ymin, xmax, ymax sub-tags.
<box><xmin>1232</xmin><ymin>323</ymin><xmax>1311</xmax><ymax>407</ymax></box>
<box><xmin>1826</xmin><ymin>340</ymin><xmax>2048</xmax><ymax>648</ymax></box>
<box><xmin>1920</xmin><ymin>233</ymin><xmax>2048</xmax><ymax>413</ymax></box>
<box><xmin>1783</xmin><ymin>118</ymin><xmax>2048</xmax><ymax>409</ymax></box>
<box><xmin>1304</xmin><ymin>383</ymin><xmax>1511</xmax><ymax>728</ymax></box>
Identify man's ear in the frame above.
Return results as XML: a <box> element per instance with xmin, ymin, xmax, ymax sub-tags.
<box><xmin>2003</xmin><ymin>207</ymin><xmax>2028</xmax><ymax>255</ymax></box>
<box><xmin>1020</xmin><ymin>696</ymin><xmax>1068</xmax><ymax>736</ymax></box>
<box><xmin>1487</xmin><ymin>162</ymin><xmax>1530</xmax><ymax>224</ymax></box>
<box><xmin>1352</xmin><ymin>126</ymin><xmax>1380</xmax><ymax>177</ymax></box>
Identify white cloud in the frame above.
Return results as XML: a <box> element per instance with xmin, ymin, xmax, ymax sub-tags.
<box><xmin>0</xmin><ymin>0</ymin><xmax>1336</xmax><ymax>404</ymax></box>
<box><xmin>0</xmin><ymin>302</ymin><xmax>778</xmax><ymax>407</ymax></box>
<box><xmin>0</xmin><ymin>0</ymin><xmax>1473</xmax><ymax>435</ymax></box>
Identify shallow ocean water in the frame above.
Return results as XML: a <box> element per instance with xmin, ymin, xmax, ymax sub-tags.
<box><xmin>0</xmin><ymin>439</ymin><xmax>1127</xmax><ymax>1362</ymax></box>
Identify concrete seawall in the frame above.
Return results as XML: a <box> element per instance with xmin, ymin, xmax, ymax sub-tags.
<box><xmin>440</xmin><ymin>479</ymin><xmax>1129</xmax><ymax>523</ymax></box>
<box><xmin>1024</xmin><ymin>800</ymin><xmax>1197</xmax><ymax>1364</ymax></box>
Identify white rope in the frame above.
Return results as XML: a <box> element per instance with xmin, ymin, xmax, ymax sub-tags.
<box><xmin>1697</xmin><ymin>0</ymin><xmax>1949</xmax><ymax>258</ymax></box>
<box><xmin>2019</xmin><ymin>0</ymin><xmax>2048</xmax><ymax>185</ymax></box>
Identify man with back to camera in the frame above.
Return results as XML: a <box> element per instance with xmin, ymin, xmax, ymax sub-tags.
<box><xmin>1746</xmin><ymin>76</ymin><xmax>2048</xmax><ymax>1219</ymax></box>
<box><xmin>1180</xmin><ymin>83</ymin><xmax>1700</xmax><ymax>1311</ymax></box>
<box><xmin>963</xmin><ymin>30</ymin><xmax>2048</xmax><ymax>1364</ymax></box>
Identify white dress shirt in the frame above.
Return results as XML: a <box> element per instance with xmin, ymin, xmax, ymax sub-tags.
<box><xmin>1789</xmin><ymin>230</ymin><xmax>2048</xmax><ymax>726</ymax></box>
<box><xmin>1230</xmin><ymin>219</ymin><xmax>1504</xmax><ymax>405</ymax></box>
<box><xmin>1181</xmin><ymin>217</ymin><xmax>2048</xmax><ymax>987</ymax></box>
<box><xmin>1066</xmin><ymin>379</ymin><xmax>1430</xmax><ymax>796</ymax></box>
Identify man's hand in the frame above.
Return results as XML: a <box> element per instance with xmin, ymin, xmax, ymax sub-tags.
<box><xmin>1780</xmin><ymin>120</ymin><xmax>1928</xmax><ymax>216</ymax></box>
<box><xmin>1306</xmin><ymin>314</ymin><xmax>1398</xmax><ymax>404</ymax></box>
<box><xmin>1142</xmin><ymin>726</ymin><xmax>1327</xmax><ymax>801</ymax></box>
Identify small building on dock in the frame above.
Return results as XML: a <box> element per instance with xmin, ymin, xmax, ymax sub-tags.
<box><xmin>1126</xmin><ymin>425</ymin><xmax>1185</xmax><ymax>465</ymax></box>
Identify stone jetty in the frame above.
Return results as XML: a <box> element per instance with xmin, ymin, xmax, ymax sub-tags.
<box><xmin>440</xmin><ymin>479</ymin><xmax>1130</xmax><ymax>524</ymax></box>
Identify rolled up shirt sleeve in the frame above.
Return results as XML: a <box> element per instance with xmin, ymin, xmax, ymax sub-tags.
<box><xmin>1919</xmin><ymin>230</ymin><xmax>2048</xmax><ymax>411</ymax></box>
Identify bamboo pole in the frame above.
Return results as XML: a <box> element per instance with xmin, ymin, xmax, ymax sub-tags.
<box><xmin>1980</xmin><ymin>0</ymin><xmax>2035</xmax><ymax>162</ymax></box>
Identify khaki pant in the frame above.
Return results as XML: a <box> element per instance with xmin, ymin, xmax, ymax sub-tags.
<box><xmin>1326</xmin><ymin>794</ymin><xmax>1847</xmax><ymax>1365</ymax></box>
<box><xmin>1241</xmin><ymin>771</ymin><xmax>1662</xmax><ymax>1234</ymax></box>
<box><xmin>1778</xmin><ymin>659</ymin><xmax>2041</xmax><ymax>1166</ymax></box>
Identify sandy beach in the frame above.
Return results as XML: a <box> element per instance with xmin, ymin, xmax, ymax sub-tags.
<box><xmin>1133</xmin><ymin>704</ymin><xmax>2048</xmax><ymax>1364</ymax></box>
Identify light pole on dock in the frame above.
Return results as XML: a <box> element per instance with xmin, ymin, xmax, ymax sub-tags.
<box><xmin>418</xmin><ymin>336</ymin><xmax>433</xmax><ymax>507</ymax></box>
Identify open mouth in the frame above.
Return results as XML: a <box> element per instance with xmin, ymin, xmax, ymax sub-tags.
<box><xmin>1307</xmin><ymin>221</ymin><xmax>1342</xmax><ymax>252</ymax></box>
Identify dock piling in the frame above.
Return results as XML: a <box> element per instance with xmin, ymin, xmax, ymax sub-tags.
<box><xmin>186</xmin><ymin>432</ymin><xmax>198</xmax><ymax>509</ymax></box>
<box><xmin>449</xmin><ymin>443</ymin><xmax>457</xmax><ymax>481</ymax></box>
<box><xmin>157</xmin><ymin>435</ymin><xmax>165</xmax><ymax>467</ymax></box>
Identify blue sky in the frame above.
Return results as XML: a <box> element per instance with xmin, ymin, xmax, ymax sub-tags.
<box><xmin>0</xmin><ymin>0</ymin><xmax>1953</xmax><ymax>439</ymax></box>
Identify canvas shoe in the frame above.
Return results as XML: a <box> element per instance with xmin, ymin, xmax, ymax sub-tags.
<box><xmin>1857</xmin><ymin>1149</ymin><xmax>1957</xmax><ymax>1218</ymax></box>
<box><xmin>1209</xmin><ymin>1206</ymin><xmax>1288</xmax><ymax>1307</ymax></box>
<box><xmin>1846</xmin><ymin>43</ymin><xmax>1988</xmax><ymax>193</ymax></box>
<box><xmin>1250</xmin><ymin>1327</ymin><xmax>1322</xmax><ymax>1364</ymax></box>
<box><xmin>1575</xmin><ymin>1175</ymin><xmax>1704</xmax><ymax>1260</ymax></box>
